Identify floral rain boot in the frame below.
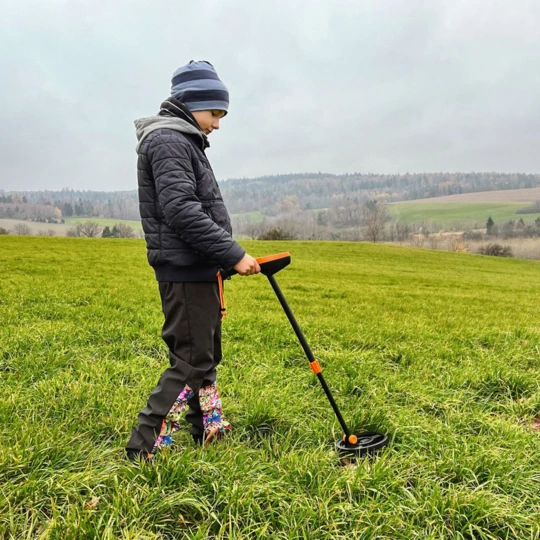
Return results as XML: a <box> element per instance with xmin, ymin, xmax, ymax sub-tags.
<box><xmin>150</xmin><ymin>384</ymin><xmax>194</xmax><ymax>456</ymax></box>
<box><xmin>199</xmin><ymin>382</ymin><xmax>231</xmax><ymax>446</ymax></box>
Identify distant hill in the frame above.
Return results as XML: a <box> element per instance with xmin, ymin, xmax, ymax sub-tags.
<box><xmin>219</xmin><ymin>172</ymin><xmax>540</xmax><ymax>214</ymax></box>
<box><xmin>1</xmin><ymin>172</ymin><xmax>539</xmax><ymax>221</ymax></box>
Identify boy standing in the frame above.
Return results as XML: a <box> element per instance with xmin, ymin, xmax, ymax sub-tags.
<box><xmin>126</xmin><ymin>60</ymin><xmax>260</xmax><ymax>461</ymax></box>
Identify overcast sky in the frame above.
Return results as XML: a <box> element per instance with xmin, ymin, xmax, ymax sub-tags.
<box><xmin>1</xmin><ymin>0</ymin><xmax>539</xmax><ymax>191</ymax></box>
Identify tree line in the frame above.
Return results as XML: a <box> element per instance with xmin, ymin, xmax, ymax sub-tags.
<box><xmin>220</xmin><ymin>172</ymin><xmax>540</xmax><ymax>214</ymax></box>
<box><xmin>0</xmin><ymin>221</ymin><xmax>140</xmax><ymax>238</ymax></box>
<box><xmin>484</xmin><ymin>216</ymin><xmax>540</xmax><ymax>239</ymax></box>
<box><xmin>2</xmin><ymin>172</ymin><xmax>539</xmax><ymax>223</ymax></box>
<box><xmin>66</xmin><ymin>222</ymin><xmax>139</xmax><ymax>238</ymax></box>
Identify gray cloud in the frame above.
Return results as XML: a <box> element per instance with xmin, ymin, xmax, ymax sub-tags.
<box><xmin>1</xmin><ymin>0</ymin><xmax>539</xmax><ymax>191</ymax></box>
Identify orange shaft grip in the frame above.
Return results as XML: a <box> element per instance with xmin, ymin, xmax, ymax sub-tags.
<box><xmin>309</xmin><ymin>360</ymin><xmax>322</xmax><ymax>374</ymax></box>
<box><xmin>216</xmin><ymin>270</ymin><xmax>226</xmax><ymax>321</ymax></box>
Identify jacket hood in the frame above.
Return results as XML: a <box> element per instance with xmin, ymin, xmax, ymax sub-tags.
<box><xmin>134</xmin><ymin>116</ymin><xmax>207</xmax><ymax>152</ymax></box>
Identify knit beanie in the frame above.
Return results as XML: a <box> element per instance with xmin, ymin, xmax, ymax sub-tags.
<box><xmin>171</xmin><ymin>60</ymin><xmax>229</xmax><ymax>114</ymax></box>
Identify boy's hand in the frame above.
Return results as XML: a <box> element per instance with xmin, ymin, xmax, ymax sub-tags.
<box><xmin>233</xmin><ymin>254</ymin><xmax>261</xmax><ymax>276</ymax></box>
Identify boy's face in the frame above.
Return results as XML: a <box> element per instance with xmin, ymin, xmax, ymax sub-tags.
<box><xmin>191</xmin><ymin>110</ymin><xmax>226</xmax><ymax>136</ymax></box>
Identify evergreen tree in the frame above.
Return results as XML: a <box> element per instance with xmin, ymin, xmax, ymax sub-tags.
<box><xmin>102</xmin><ymin>226</ymin><xmax>113</xmax><ymax>238</ymax></box>
<box><xmin>486</xmin><ymin>216</ymin><xmax>495</xmax><ymax>235</ymax></box>
<box><xmin>62</xmin><ymin>202</ymin><xmax>74</xmax><ymax>217</ymax></box>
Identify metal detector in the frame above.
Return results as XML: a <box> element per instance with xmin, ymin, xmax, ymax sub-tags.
<box><xmin>222</xmin><ymin>252</ymin><xmax>388</xmax><ymax>460</ymax></box>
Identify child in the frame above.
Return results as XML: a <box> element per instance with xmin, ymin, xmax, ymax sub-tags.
<box><xmin>126</xmin><ymin>60</ymin><xmax>260</xmax><ymax>462</ymax></box>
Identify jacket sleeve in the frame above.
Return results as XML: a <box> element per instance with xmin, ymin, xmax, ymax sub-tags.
<box><xmin>148</xmin><ymin>131</ymin><xmax>246</xmax><ymax>269</ymax></box>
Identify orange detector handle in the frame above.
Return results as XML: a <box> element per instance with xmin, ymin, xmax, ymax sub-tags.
<box><xmin>220</xmin><ymin>252</ymin><xmax>291</xmax><ymax>279</ymax></box>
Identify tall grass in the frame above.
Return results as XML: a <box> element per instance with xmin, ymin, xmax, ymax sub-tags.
<box><xmin>1</xmin><ymin>237</ymin><xmax>539</xmax><ymax>538</ymax></box>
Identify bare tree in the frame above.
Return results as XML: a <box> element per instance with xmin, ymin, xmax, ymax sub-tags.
<box><xmin>37</xmin><ymin>228</ymin><xmax>56</xmax><ymax>236</ymax></box>
<box><xmin>362</xmin><ymin>201</ymin><xmax>388</xmax><ymax>242</ymax></box>
<box><xmin>328</xmin><ymin>199</ymin><xmax>364</xmax><ymax>228</ymax></box>
<box><xmin>280</xmin><ymin>195</ymin><xmax>300</xmax><ymax>214</ymax></box>
<box><xmin>114</xmin><ymin>223</ymin><xmax>135</xmax><ymax>238</ymax></box>
<box><xmin>79</xmin><ymin>221</ymin><xmax>101</xmax><ymax>237</ymax></box>
<box><xmin>67</xmin><ymin>221</ymin><xmax>101</xmax><ymax>237</ymax></box>
<box><xmin>303</xmin><ymin>212</ymin><xmax>330</xmax><ymax>240</ymax></box>
<box><xmin>242</xmin><ymin>221</ymin><xmax>265</xmax><ymax>240</ymax></box>
<box><xmin>66</xmin><ymin>224</ymin><xmax>82</xmax><ymax>237</ymax></box>
<box><xmin>395</xmin><ymin>222</ymin><xmax>410</xmax><ymax>242</ymax></box>
<box><xmin>410</xmin><ymin>234</ymin><xmax>425</xmax><ymax>248</ymax></box>
<box><xmin>13</xmin><ymin>223</ymin><xmax>32</xmax><ymax>236</ymax></box>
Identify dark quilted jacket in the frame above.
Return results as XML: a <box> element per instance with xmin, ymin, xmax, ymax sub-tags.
<box><xmin>135</xmin><ymin>99</ymin><xmax>245</xmax><ymax>282</ymax></box>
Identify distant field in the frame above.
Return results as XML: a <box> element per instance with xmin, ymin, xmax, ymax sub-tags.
<box><xmin>0</xmin><ymin>218</ymin><xmax>143</xmax><ymax>236</ymax></box>
<box><xmin>230</xmin><ymin>211</ymin><xmax>264</xmax><ymax>223</ymax></box>
<box><xmin>389</xmin><ymin>202</ymin><xmax>538</xmax><ymax>226</ymax></box>
<box><xmin>0</xmin><ymin>218</ymin><xmax>71</xmax><ymax>235</ymax></box>
<box><xmin>403</xmin><ymin>187</ymin><xmax>540</xmax><ymax>204</ymax></box>
<box><xmin>64</xmin><ymin>217</ymin><xmax>143</xmax><ymax>230</ymax></box>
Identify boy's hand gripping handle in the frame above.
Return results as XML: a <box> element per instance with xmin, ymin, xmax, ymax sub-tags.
<box><xmin>220</xmin><ymin>252</ymin><xmax>291</xmax><ymax>279</ymax></box>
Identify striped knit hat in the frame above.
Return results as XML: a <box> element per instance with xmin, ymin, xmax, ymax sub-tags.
<box><xmin>171</xmin><ymin>60</ymin><xmax>229</xmax><ymax>114</ymax></box>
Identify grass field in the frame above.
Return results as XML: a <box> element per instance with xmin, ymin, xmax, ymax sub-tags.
<box><xmin>64</xmin><ymin>218</ymin><xmax>143</xmax><ymax>230</ymax></box>
<box><xmin>389</xmin><ymin>202</ymin><xmax>538</xmax><ymax>226</ymax></box>
<box><xmin>1</xmin><ymin>237</ymin><xmax>539</xmax><ymax>538</ymax></box>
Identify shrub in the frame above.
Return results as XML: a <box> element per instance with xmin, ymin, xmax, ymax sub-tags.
<box><xmin>112</xmin><ymin>223</ymin><xmax>135</xmax><ymax>238</ymax></box>
<box><xmin>516</xmin><ymin>201</ymin><xmax>540</xmax><ymax>214</ymax></box>
<box><xmin>478</xmin><ymin>243</ymin><xmax>513</xmax><ymax>257</ymax></box>
<box><xmin>0</xmin><ymin>227</ymin><xmax>9</xmax><ymax>235</ymax></box>
<box><xmin>258</xmin><ymin>226</ymin><xmax>296</xmax><ymax>241</ymax></box>
<box><xmin>463</xmin><ymin>231</ymin><xmax>484</xmax><ymax>241</ymax></box>
<box><xmin>13</xmin><ymin>223</ymin><xmax>32</xmax><ymax>236</ymax></box>
<box><xmin>102</xmin><ymin>223</ymin><xmax>136</xmax><ymax>239</ymax></box>
<box><xmin>449</xmin><ymin>238</ymin><xmax>468</xmax><ymax>253</ymax></box>
<box><xmin>37</xmin><ymin>229</ymin><xmax>56</xmax><ymax>237</ymax></box>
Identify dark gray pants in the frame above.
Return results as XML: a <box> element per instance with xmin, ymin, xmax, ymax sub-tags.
<box><xmin>126</xmin><ymin>281</ymin><xmax>222</xmax><ymax>453</ymax></box>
